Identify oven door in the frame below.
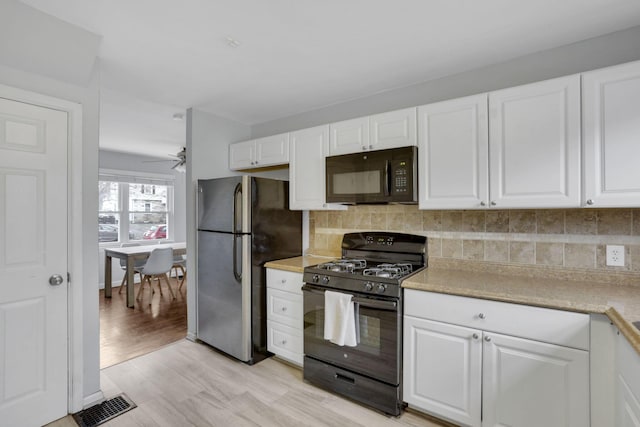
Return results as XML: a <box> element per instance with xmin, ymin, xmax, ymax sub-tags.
<box><xmin>302</xmin><ymin>284</ymin><xmax>401</xmax><ymax>385</ymax></box>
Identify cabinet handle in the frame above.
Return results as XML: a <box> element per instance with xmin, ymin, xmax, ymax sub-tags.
<box><xmin>369</xmin><ymin>145</ymin><xmax>373</xmax><ymax>149</ymax></box>
<box><xmin>490</xmin><ymin>201</ymin><xmax>496</xmax><ymax>206</ymax></box>
<box><xmin>281</xmin><ymin>340</ymin><xmax>287</xmax><ymax>345</ymax></box>
<box><xmin>586</xmin><ymin>199</ymin><xmax>594</xmax><ymax>205</ymax></box>
<box><xmin>281</xmin><ymin>306</ymin><xmax>287</xmax><ymax>312</ymax></box>
<box><xmin>281</xmin><ymin>279</ymin><xmax>287</xmax><ymax>284</ymax></box>
<box><xmin>472</xmin><ymin>333</ymin><xmax>479</xmax><ymax>340</ymax></box>
<box><xmin>478</xmin><ymin>313</ymin><xmax>486</xmax><ymax>319</ymax></box>
<box><xmin>484</xmin><ymin>336</ymin><xmax>491</xmax><ymax>342</ymax></box>
<box><xmin>480</xmin><ymin>201</ymin><xmax>486</xmax><ymax>207</ymax></box>
<box><xmin>362</xmin><ymin>146</ymin><xmax>367</xmax><ymax>150</ymax></box>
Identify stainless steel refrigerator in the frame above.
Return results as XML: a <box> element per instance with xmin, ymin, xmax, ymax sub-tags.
<box><xmin>196</xmin><ymin>176</ymin><xmax>302</xmax><ymax>363</ymax></box>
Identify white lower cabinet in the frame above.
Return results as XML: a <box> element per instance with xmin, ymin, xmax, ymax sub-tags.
<box><xmin>617</xmin><ymin>331</ymin><xmax>640</xmax><ymax>426</ymax></box>
<box><xmin>482</xmin><ymin>331</ymin><xmax>589</xmax><ymax>427</ymax></box>
<box><xmin>404</xmin><ymin>317</ymin><xmax>482</xmax><ymax>426</ymax></box>
<box><xmin>266</xmin><ymin>268</ymin><xmax>304</xmax><ymax>366</ymax></box>
<box><xmin>403</xmin><ymin>289</ymin><xmax>590</xmax><ymax>427</ymax></box>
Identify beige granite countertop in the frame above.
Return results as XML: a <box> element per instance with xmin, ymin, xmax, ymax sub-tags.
<box><xmin>264</xmin><ymin>255</ymin><xmax>640</xmax><ymax>355</ymax></box>
<box><xmin>403</xmin><ymin>260</ymin><xmax>640</xmax><ymax>355</ymax></box>
<box><xmin>264</xmin><ymin>255</ymin><xmax>334</xmax><ymax>273</ymax></box>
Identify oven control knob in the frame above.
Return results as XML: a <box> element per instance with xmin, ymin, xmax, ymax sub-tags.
<box><xmin>376</xmin><ymin>284</ymin><xmax>387</xmax><ymax>294</ymax></box>
<box><xmin>321</xmin><ymin>276</ymin><xmax>330</xmax><ymax>285</ymax></box>
<box><xmin>364</xmin><ymin>282</ymin><xmax>374</xmax><ymax>291</ymax></box>
<box><xmin>312</xmin><ymin>274</ymin><xmax>319</xmax><ymax>283</ymax></box>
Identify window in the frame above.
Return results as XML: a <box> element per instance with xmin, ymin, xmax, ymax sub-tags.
<box><xmin>99</xmin><ymin>170</ymin><xmax>174</xmax><ymax>244</ymax></box>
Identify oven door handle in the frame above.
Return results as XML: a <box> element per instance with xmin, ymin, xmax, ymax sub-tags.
<box><xmin>302</xmin><ymin>285</ymin><xmax>398</xmax><ymax>311</ymax></box>
<box><xmin>353</xmin><ymin>297</ymin><xmax>397</xmax><ymax>311</ymax></box>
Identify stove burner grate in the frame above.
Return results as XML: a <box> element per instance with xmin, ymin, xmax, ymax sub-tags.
<box><xmin>316</xmin><ymin>259</ymin><xmax>367</xmax><ymax>273</ymax></box>
<box><xmin>363</xmin><ymin>263</ymin><xmax>413</xmax><ymax>279</ymax></box>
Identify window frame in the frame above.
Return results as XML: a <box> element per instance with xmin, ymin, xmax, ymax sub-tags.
<box><xmin>98</xmin><ymin>169</ymin><xmax>175</xmax><ymax>246</ymax></box>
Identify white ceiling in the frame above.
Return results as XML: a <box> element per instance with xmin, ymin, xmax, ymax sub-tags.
<box><xmin>17</xmin><ymin>0</ymin><xmax>640</xmax><ymax>156</ymax></box>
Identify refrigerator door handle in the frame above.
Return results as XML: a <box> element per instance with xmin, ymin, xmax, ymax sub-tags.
<box><xmin>233</xmin><ymin>183</ymin><xmax>242</xmax><ymax>234</ymax></box>
<box><xmin>233</xmin><ymin>234</ymin><xmax>242</xmax><ymax>281</ymax></box>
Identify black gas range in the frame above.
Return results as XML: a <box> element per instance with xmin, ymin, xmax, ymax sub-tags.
<box><xmin>302</xmin><ymin>232</ymin><xmax>427</xmax><ymax>416</ymax></box>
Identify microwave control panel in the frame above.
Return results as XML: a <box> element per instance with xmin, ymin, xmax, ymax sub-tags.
<box><xmin>391</xmin><ymin>160</ymin><xmax>411</xmax><ymax>194</ymax></box>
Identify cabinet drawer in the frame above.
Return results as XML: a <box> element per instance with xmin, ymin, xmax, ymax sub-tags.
<box><xmin>267</xmin><ymin>288</ymin><xmax>302</xmax><ymax>328</ymax></box>
<box><xmin>267</xmin><ymin>269</ymin><xmax>304</xmax><ymax>294</ymax></box>
<box><xmin>404</xmin><ymin>289</ymin><xmax>589</xmax><ymax>350</ymax></box>
<box><xmin>267</xmin><ymin>320</ymin><xmax>303</xmax><ymax>366</ymax></box>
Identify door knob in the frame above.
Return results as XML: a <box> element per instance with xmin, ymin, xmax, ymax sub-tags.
<box><xmin>49</xmin><ymin>274</ymin><xmax>64</xmax><ymax>286</ymax></box>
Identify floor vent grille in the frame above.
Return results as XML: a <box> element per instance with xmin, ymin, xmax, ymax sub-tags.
<box><xmin>72</xmin><ymin>394</ymin><xmax>136</xmax><ymax>427</ymax></box>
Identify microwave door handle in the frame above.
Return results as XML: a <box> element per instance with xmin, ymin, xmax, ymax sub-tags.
<box><xmin>384</xmin><ymin>160</ymin><xmax>391</xmax><ymax>196</ymax></box>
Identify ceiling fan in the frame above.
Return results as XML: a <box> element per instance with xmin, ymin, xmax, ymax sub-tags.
<box><xmin>143</xmin><ymin>147</ymin><xmax>186</xmax><ymax>172</ymax></box>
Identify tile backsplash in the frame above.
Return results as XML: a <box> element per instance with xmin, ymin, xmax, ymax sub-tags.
<box><xmin>308</xmin><ymin>205</ymin><xmax>640</xmax><ymax>273</ymax></box>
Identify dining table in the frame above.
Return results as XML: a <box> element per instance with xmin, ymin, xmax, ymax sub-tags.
<box><xmin>104</xmin><ymin>242</ymin><xmax>187</xmax><ymax>308</ymax></box>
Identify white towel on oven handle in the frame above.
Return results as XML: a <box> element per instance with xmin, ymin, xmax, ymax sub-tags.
<box><xmin>324</xmin><ymin>290</ymin><xmax>358</xmax><ymax>347</ymax></box>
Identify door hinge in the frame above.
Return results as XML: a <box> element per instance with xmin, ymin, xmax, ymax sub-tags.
<box><xmin>67</xmin><ymin>272</ymin><xmax>71</xmax><ymax>283</ymax></box>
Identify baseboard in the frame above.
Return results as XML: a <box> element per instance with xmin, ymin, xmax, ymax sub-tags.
<box><xmin>83</xmin><ymin>390</ymin><xmax>105</xmax><ymax>408</ymax></box>
<box><xmin>98</xmin><ymin>281</ymin><xmax>122</xmax><ymax>290</ymax></box>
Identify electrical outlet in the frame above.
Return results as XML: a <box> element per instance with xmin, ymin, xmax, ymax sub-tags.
<box><xmin>606</xmin><ymin>245</ymin><xmax>625</xmax><ymax>267</ymax></box>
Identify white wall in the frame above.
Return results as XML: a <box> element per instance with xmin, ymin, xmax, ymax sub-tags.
<box><xmin>252</xmin><ymin>25</ymin><xmax>640</xmax><ymax>137</ymax></box>
<box><xmin>97</xmin><ymin>150</ymin><xmax>187</xmax><ymax>288</ymax></box>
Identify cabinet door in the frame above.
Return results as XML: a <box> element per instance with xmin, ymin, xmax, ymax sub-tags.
<box><xmin>583</xmin><ymin>60</ymin><xmax>640</xmax><ymax>207</ymax></box>
<box><xmin>289</xmin><ymin>125</ymin><xmax>347</xmax><ymax>210</ymax></box>
<box><xmin>418</xmin><ymin>94</ymin><xmax>489</xmax><ymax>210</ymax></box>
<box><xmin>482</xmin><ymin>332</ymin><xmax>589</xmax><ymax>427</ymax></box>
<box><xmin>617</xmin><ymin>332</ymin><xmax>640</xmax><ymax>427</ymax></box>
<box><xmin>370</xmin><ymin>107</ymin><xmax>417</xmax><ymax>150</ymax></box>
<box><xmin>329</xmin><ymin>116</ymin><xmax>370</xmax><ymax>155</ymax></box>
<box><xmin>229</xmin><ymin>140</ymin><xmax>255</xmax><ymax>170</ymax></box>
<box><xmin>403</xmin><ymin>316</ymin><xmax>482</xmax><ymax>427</ymax></box>
<box><xmin>488</xmin><ymin>75</ymin><xmax>581</xmax><ymax>208</ymax></box>
<box><xmin>255</xmin><ymin>133</ymin><xmax>289</xmax><ymax>167</ymax></box>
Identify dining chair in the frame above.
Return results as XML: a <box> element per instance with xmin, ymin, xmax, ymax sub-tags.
<box><xmin>118</xmin><ymin>242</ymin><xmax>145</xmax><ymax>295</ymax></box>
<box><xmin>172</xmin><ymin>254</ymin><xmax>187</xmax><ymax>291</ymax></box>
<box><xmin>136</xmin><ymin>247</ymin><xmax>176</xmax><ymax>302</ymax></box>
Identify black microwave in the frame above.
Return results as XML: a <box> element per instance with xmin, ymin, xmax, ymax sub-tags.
<box><xmin>326</xmin><ymin>146</ymin><xmax>417</xmax><ymax>204</ymax></box>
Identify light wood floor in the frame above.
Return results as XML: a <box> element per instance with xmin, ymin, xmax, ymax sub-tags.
<box><xmin>50</xmin><ymin>340</ymin><xmax>451</xmax><ymax>427</ymax></box>
<box><xmin>99</xmin><ymin>277</ymin><xmax>187</xmax><ymax>368</ymax></box>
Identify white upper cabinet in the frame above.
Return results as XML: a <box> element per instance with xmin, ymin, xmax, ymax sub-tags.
<box><xmin>289</xmin><ymin>125</ymin><xmax>347</xmax><ymax>211</ymax></box>
<box><xmin>583</xmin><ymin>60</ymin><xmax>640</xmax><ymax>208</ymax></box>
<box><xmin>488</xmin><ymin>75</ymin><xmax>581</xmax><ymax>208</ymax></box>
<box><xmin>329</xmin><ymin>108</ymin><xmax>417</xmax><ymax>156</ymax></box>
<box><xmin>418</xmin><ymin>94</ymin><xmax>489</xmax><ymax>210</ymax></box>
<box><xmin>229</xmin><ymin>133</ymin><xmax>289</xmax><ymax>170</ymax></box>
<box><xmin>369</xmin><ymin>107</ymin><xmax>417</xmax><ymax>150</ymax></box>
<box><xmin>329</xmin><ymin>116</ymin><xmax>370</xmax><ymax>156</ymax></box>
<box><xmin>229</xmin><ymin>140</ymin><xmax>255</xmax><ymax>170</ymax></box>
<box><xmin>418</xmin><ymin>75</ymin><xmax>580</xmax><ymax>210</ymax></box>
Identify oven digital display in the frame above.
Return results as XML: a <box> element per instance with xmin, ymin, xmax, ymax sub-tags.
<box><xmin>366</xmin><ymin>235</ymin><xmax>394</xmax><ymax>245</ymax></box>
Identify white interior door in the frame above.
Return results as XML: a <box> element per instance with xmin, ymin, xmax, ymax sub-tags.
<box><xmin>0</xmin><ymin>96</ymin><xmax>68</xmax><ymax>426</ymax></box>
